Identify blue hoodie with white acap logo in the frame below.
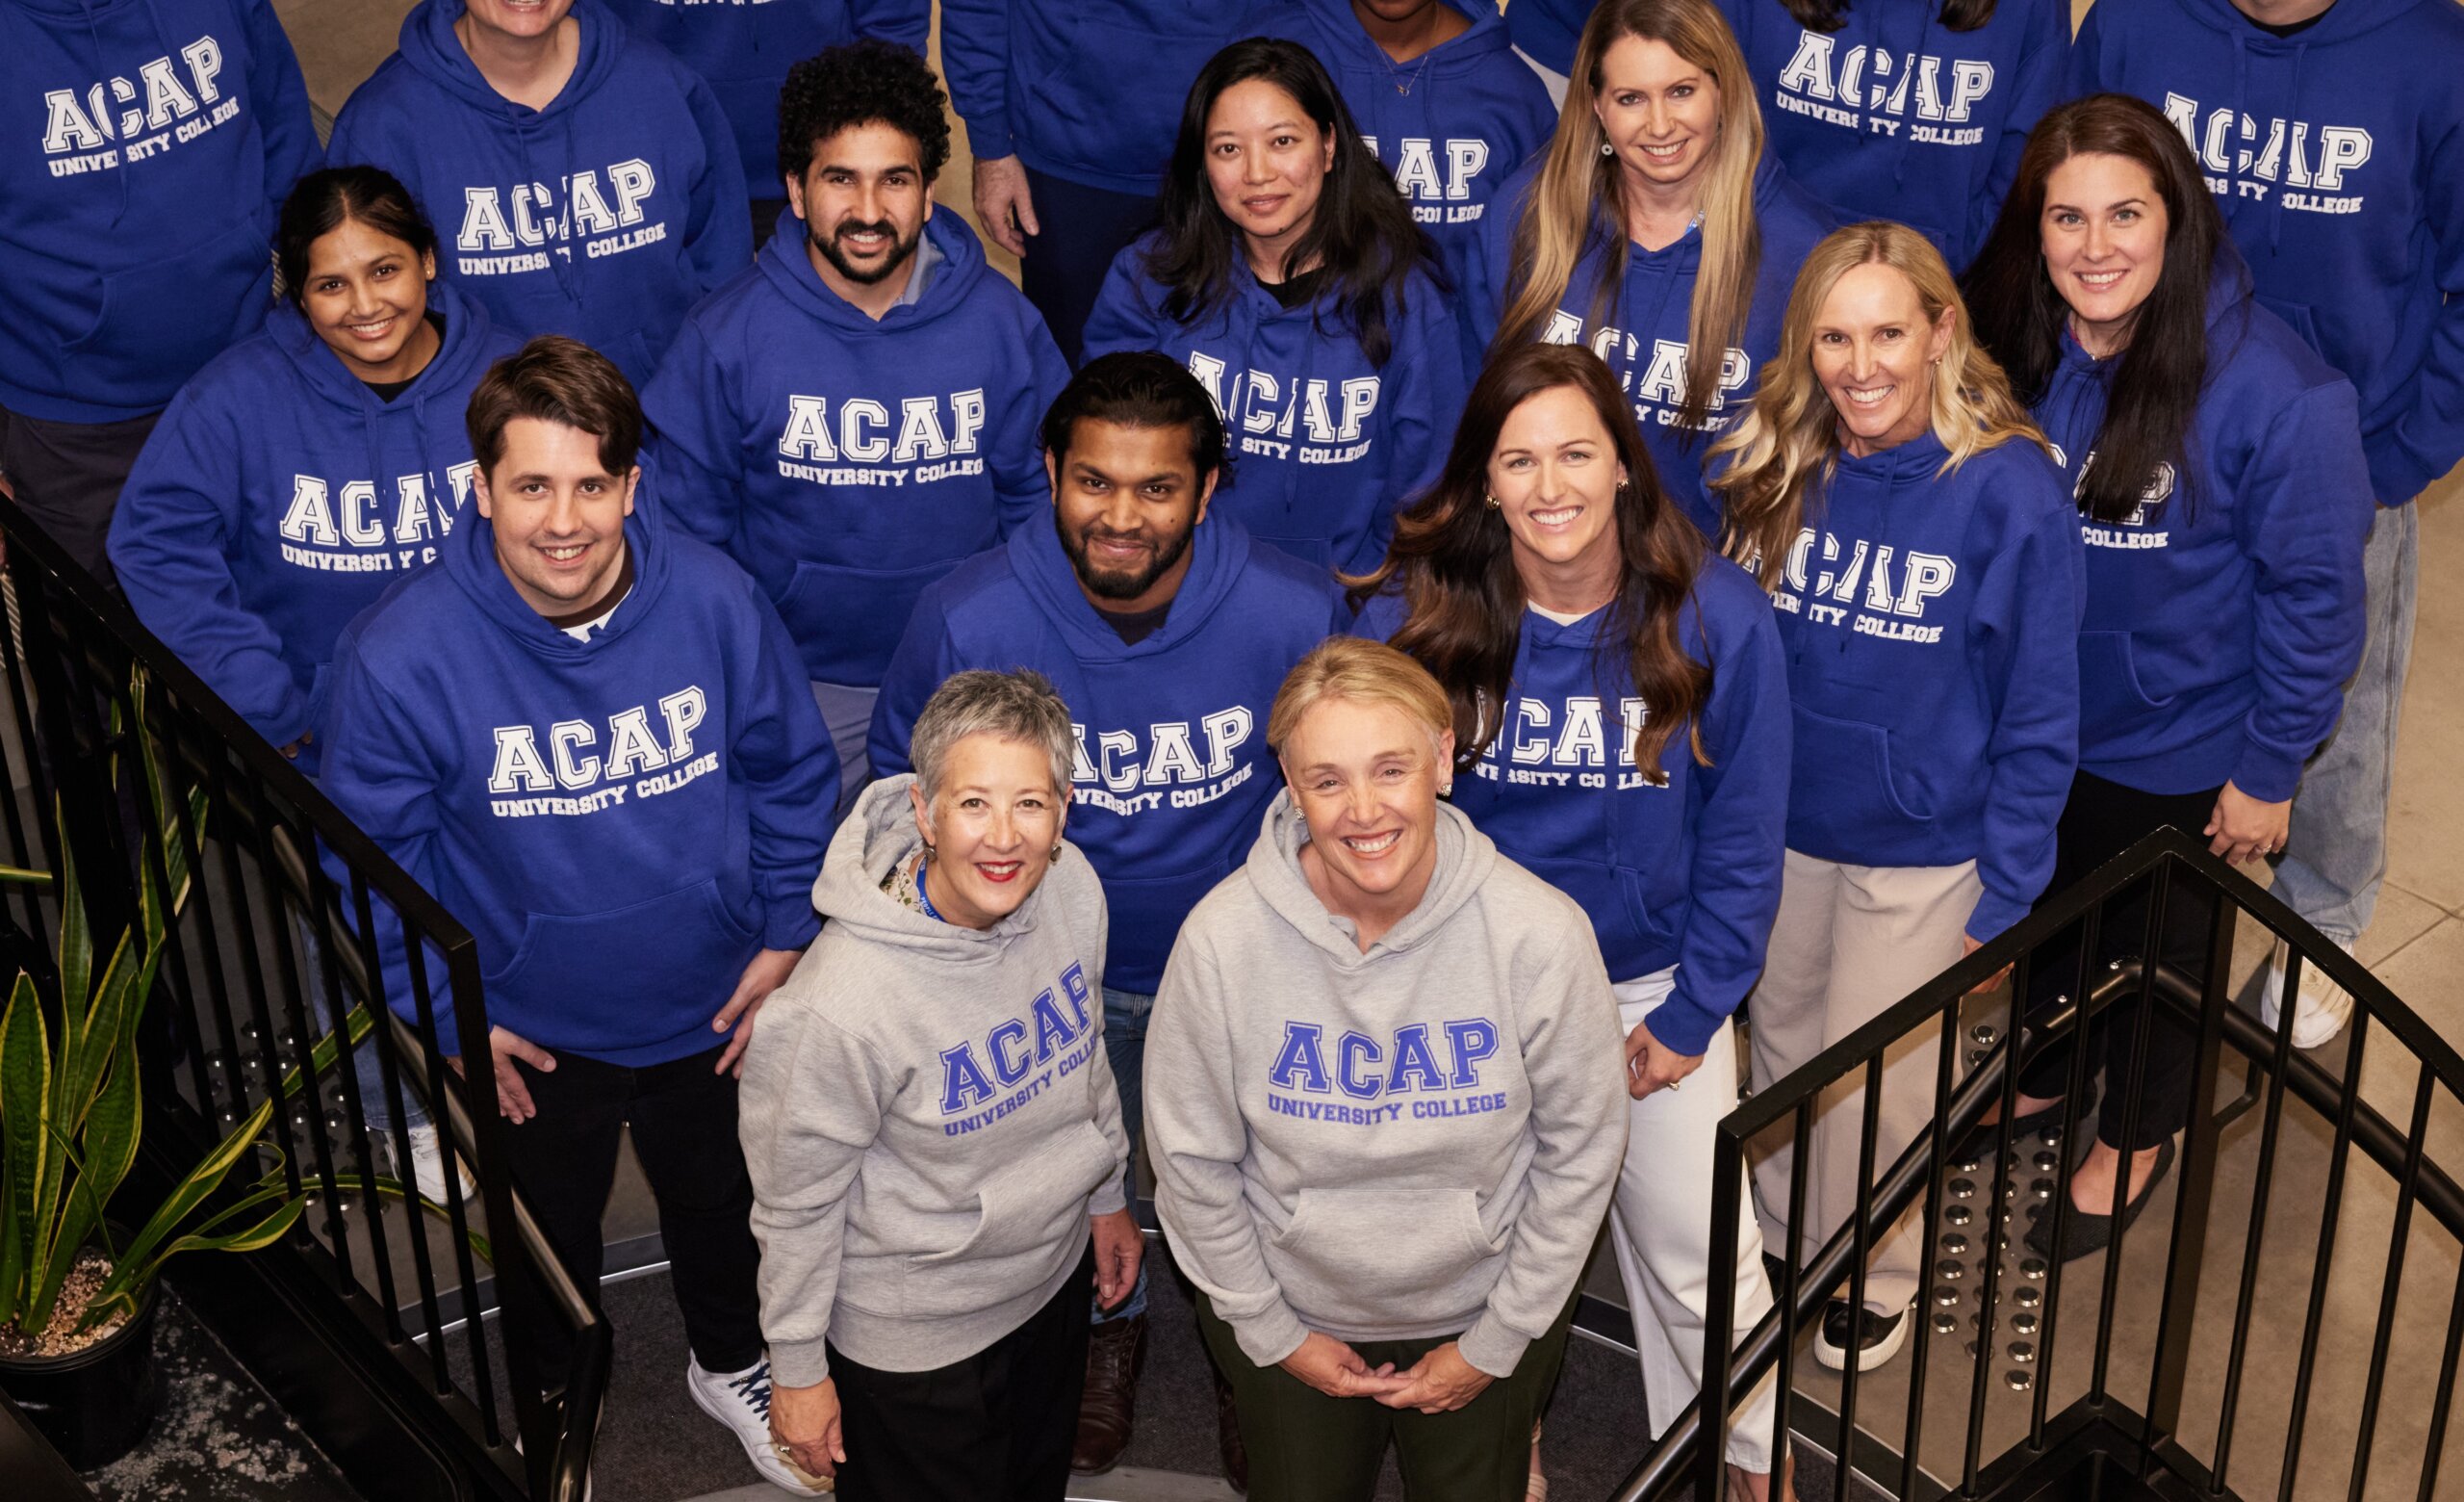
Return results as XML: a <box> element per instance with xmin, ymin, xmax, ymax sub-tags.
<box><xmin>644</xmin><ymin>207</ymin><xmax>1069</xmax><ymax>687</ymax></box>
<box><xmin>2072</xmin><ymin>0</ymin><xmax>2464</xmax><ymax>505</ymax></box>
<box><xmin>319</xmin><ymin>497</ymin><xmax>838</xmax><ymax>1064</ymax></box>
<box><xmin>871</xmin><ymin>515</ymin><xmax>1348</xmax><ymax>992</ymax></box>
<box><xmin>108</xmin><ymin>279</ymin><xmax>518</xmax><ymax>767</ymax></box>
<box><xmin>327</xmin><ymin>0</ymin><xmax>751</xmax><ymax>388</ymax></box>
<box><xmin>0</xmin><ymin>0</ymin><xmax>321</xmax><ymax>421</ymax></box>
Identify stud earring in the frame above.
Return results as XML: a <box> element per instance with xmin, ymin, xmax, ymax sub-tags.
<box><xmin>1050</xmin><ymin>843</ymin><xmax>1065</xmax><ymax>862</ymax></box>
<box><xmin>921</xmin><ymin>840</ymin><xmax>937</xmax><ymax>859</ymax></box>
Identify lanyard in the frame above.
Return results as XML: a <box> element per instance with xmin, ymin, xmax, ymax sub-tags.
<box><xmin>914</xmin><ymin>859</ymin><xmax>946</xmax><ymax>924</ymax></box>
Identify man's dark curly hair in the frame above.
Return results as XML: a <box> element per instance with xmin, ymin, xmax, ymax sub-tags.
<box><xmin>777</xmin><ymin>39</ymin><xmax>953</xmax><ymax>187</ymax></box>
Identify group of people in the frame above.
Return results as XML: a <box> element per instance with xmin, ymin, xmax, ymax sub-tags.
<box><xmin>4</xmin><ymin>0</ymin><xmax>2457</xmax><ymax>1497</ymax></box>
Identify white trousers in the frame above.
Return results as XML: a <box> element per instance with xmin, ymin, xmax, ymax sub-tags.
<box><xmin>1746</xmin><ymin>852</ymin><xmax>1981</xmax><ymax>1316</ymax></box>
<box><xmin>1608</xmin><ymin>971</ymin><xmax>1780</xmax><ymax>1472</ymax></box>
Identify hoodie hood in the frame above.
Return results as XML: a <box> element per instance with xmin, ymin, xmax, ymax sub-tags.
<box><xmin>398</xmin><ymin>0</ymin><xmax>627</xmax><ymax>117</ymax></box>
<box><xmin>813</xmin><ymin>773</ymin><xmax>1069</xmax><ymax>964</ymax></box>
<box><xmin>756</xmin><ymin>203</ymin><xmax>989</xmax><ymax>335</ymax></box>
<box><xmin>1008</xmin><ymin>510</ymin><xmax>1253</xmax><ymax>666</ymax></box>
<box><xmin>1244</xmin><ymin>790</ymin><xmax>1499</xmax><ymax>968</ymax></box>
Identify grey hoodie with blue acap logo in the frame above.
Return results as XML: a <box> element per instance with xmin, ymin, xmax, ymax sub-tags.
<box><xmin>1144</xmin><ymin>790</ymin><xmax>1628</xmax><ymax>1378</ymax></box>
<box><xmin>738</xmin><ymin>774</ymin><xmax>1129</xmax><ymax>1386</ymax></box>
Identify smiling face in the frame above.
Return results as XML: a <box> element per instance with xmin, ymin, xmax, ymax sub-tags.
<box><xmin>910</xmin><ymin>733</ymin><xmax>1066</xmax><ymax>929</ymax></box>
<box><xmin>2040</xmin><ymin>151</ymin><xmax>2169</xmax><ymax>358</ymax></box>
<box><xmin>1282</xmin><ymin>695</ymin><xmax>1452</xmax><ymax>927</ymax></box>
<box><xmin>1048</xmin><ymin>418</ymin><xmax>1217</xmax><ymax>613</ymax></box>
<box><xmin>461</xmin><ymin>0</ymin><xmax>572</xmax><ymax>45</ymax></box>
<box><xmin>1203</xmin><ymin>78</ymin><xmax>1337</xmax><ymax>275</ymax></box>
<box><xmin>474</xmin><ymin>417</ymin><xmax>637</xmax><ymax>619</ymax></box>
<box><xmin>1810</xmin><ymin>260</ymin><xmax>1954</xmax><ymax>457</ymax></box>
<box><xmin>1592</xmin><ymin>35</ymin><xmax>1722</xmax><ymax>200</ymax></box>
<box><xmin>1488</xmin><ymin>384</ymin><xmax>1627</xmax><ymax>607</ymax></box>
<box><xmin>788</xmin><ymin>120</ymin><xmax>933</xmax><ymax>298</ymax></box>
<box><xmin>300</xmin><ymin>217</ymin><xmax>437</xmax><ymax>384</ymax></box>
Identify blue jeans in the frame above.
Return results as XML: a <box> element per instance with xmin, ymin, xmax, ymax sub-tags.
<box><xmin>1093</xmin><ymin>986</ymin><xmax>1151</xmax><ymax>1325</ymax></box>
<box><xmin>2272</xmin><ymin>502</ymin><xmax>2420</xmax><ymax>946</ymax></box>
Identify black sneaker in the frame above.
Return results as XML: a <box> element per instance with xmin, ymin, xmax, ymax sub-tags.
<box><xmin>1814</xmin><ymin>1299</ymin><xmax>1912</xmax><ymax>1372</ymax></box>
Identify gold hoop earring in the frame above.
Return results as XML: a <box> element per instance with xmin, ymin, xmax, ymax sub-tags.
<box><xmin>1484</xmin><ymin>493</ymin><xmax>1502</xmax><ymax>508</ymax></box>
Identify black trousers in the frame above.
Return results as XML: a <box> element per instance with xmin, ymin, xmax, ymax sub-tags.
<box><xmin>499</xmin><ymin>1045</ymin><xmax>764</xmax><ymax>1383</ymax></box>
<box><xmin>2016</xmin><ymin>770</ymin><xmax>2220</xmax><ymax>1151</ymax></box>
<box><xmin>0</xmin><ymin>401</ymin><xmax>159</xmax><ymax>585</ymax></box>
<box><xmin>828</xmin><ymin>1244</ymin><xmax>1094</xmax><ymax>1502</ymax></box>
<box><xmin>1017</xmin><ymin>167</ymin><xmax>1159</xmax><ymax>370</ymax></box>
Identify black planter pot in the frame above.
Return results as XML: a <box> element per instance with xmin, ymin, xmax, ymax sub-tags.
<box><xmin>0</xmin><ymin>1266</ymin><xmax>162</xmax><ymax>1471</ymax></box>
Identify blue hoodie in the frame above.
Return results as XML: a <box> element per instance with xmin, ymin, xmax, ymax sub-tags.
<box><xmin>327</xmin><ymin>0</ymin><xmax>752</xmax><ymax>388</ymax></box>
<box><xmin>320</xmin><ymin>500</ymin><xmax>838</xmax><ymax>1063</ymax></box>
<box><xmin>644</xmin><ymin>208</ymin><xmax>1068</xmax><ymax>686</ymax></box>
<box><xmin>1288</xmin><ymin>0</ymin><xmax>1557</xmax><ymax>299</ymax></box>
<box><xmin>1502</xmin><ymin>0</ymin><xmax>1585</xmax><ymax>76</ymax></box>
<box><xmin>1085</xmin><ymin>237</ymin><xmax>1469</xmax><ymax>577</ymax></box>
<box><xmin>939</xmin><ymin>0</ymin><xmax>1279</xmax><ymax>194</ymax></box>
<box><xmin>1355</xmin><ymin>559</ymin><xmax>1789</xmax><ymax>1054</ymax></box>
<box><xmin>2072</xmin><ymin>0</ymin><xmax>2464</xmax><ymax>505</ymax></box>
<box><xmin>0</xmin><ymin>0</ymin><xmax>321</xmax><ymax>422</ymax></box>
<box><xmin>1717</xmin><ymin>0</ymin><xmax>2068</xmax><ymax>270</ymax></box>
<box><xmin>108</xmin><ymin>281</ymin><xmax>518</xmax><ymax>766</ymax></box>
<box><xmin>1768</xmin><ymin>433</ymin><xmax>2082</xmax><ymax>941</ymax></box>
<box><xmin>598</xmin><ymin>0</ymin><xmax>928</xmax><ymax>199</ymax></box>
<box><xmin>2031</xmin><ymin>264</ymin><xmax>2371</xmax><ymax>803</ymax></box>
<box><xmin>1468</xmin><ymin>156</ymin><xmax>1838</xmax><ymax>538</ymax></box>
<box><xmin>870</xmin><ymin>517</ymin><xmax>1347</xmax><ymax>992</ymax></box>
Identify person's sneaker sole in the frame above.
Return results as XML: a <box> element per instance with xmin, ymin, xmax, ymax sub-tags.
<box><xmin>1812</xmin><ymin>1301</ymin><xmax>1912</xmax><ymax>1373</ymax></box>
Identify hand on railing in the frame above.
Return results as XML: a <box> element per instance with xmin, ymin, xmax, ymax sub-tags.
<box><xmin>447</xmin><ymin>1023</ymin><xmax>557</xmax><ymax>1123</ymax></box>
<box><xmin>1624</xmin><ymin>1012</ymin><xmax>1705</xmax><ymax>1099</ymax></box>
<box><xmin>2205</xmin><ymin>781</ymin><xmax>2290</xmax><ymax>867</ymax></box>
<box><xmin>712</xmin><ymin>946</ymin><xmax>804</xmax><ymax>1076</ymax></box>
<box><xmin>1278</xmin><ymin>1331</ymin><xmax>1409</xmax><ymax>1400</ymax></box>
<box><xmin>1374</xmin><ymin>1341</ymin><xmax>1496</xmax><ymax>1415</ymax></box>
<box><xmin>769</xmin><ymin>1377</ymin><xmax>845</xmax><ymax>1484</ymax></box>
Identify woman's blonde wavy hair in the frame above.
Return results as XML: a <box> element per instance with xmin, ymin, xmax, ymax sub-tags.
<box><xmin>1712</xmin><ymin>221</ymin><xmax>2048</xmax><ymax>587</ymax></box>
<box><xmin>1495</xmin><ymin>0</ymin><xmax>1763</xmax><ymax>442</ymax></box>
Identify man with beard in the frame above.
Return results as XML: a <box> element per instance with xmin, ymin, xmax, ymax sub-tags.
<box><xmin>646</xmin><ymin>39</ymin><xmax>1067</xmax><ymax>807</ymax></box>
<box><xmin>869</xmin><ymin>352</ymin><xmax>1347</xmax><ymax>1479</ymax></box>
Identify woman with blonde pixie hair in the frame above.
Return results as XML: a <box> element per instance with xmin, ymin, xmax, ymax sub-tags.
<box><xmin>1714</xmin><ymin>222</ymin><xmax>2082</xmax><ymax>1373</ymax></box>
<box><xmin>1144</xmin><ymin>636</ymin><xmax>1627</xmax><ymax>1502</ymax></box>
<box><xmin>1468</xmin><ymin>0</ymin><xmax>1835</xmax><ymax>539</ymax></box>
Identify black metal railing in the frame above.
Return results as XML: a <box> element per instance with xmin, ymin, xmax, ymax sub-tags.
<box><xmin>1614</xmin><ymin>829</ymin><xmax>2464</xmax><ymax>1501</ymax></box>
<box><xmin>0</xmin><ymin>495</ymin><xmax>606</xmax><ymax>1501</ymax></box>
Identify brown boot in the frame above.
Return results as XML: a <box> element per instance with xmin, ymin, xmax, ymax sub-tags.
<box><xmin>1216</xmin><ymin>1368</ymin><xmax>1248</xmax><ymax>1493</ymax></box>
<box><xmin>1070</xmin><ymin>1313</ymin><xmax>1146</xmax><ymax>1474</ymax></box>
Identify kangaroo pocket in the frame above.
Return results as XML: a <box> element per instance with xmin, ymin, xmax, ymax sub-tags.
<box><xmin>897</xmin><ymin>1119</ymin><xmax>1116</xmax><ymax>1320</ymax></box>
<box><xmin>773</xmin><ymin>556</ymin><xmax>970</xmax><ymax>683</ymax></box>
<box><xmin>1268</xmin><ymin>1188</ymin><xmax>1504</xmax><ymax>1333</ymax></box>
<box><xmin>1787</xmin><ymin>704</ymin><xmax>1933</xmax><ymax>854</ymax></box>
<box><xmin>483</xmin><ymin>878</ymin><xmax>757</xmax><ymax>1053</ymax></box>
<box><xmin>2075</xmin><ymin>630</ymin><xmax>2177</xmax><ymax>750</ymax></box>
<box><xmin>2254</xmin><ymin>294</ymin><xmax>2322</xmax><ymax>350</ymax></box>
<box><xmin>65</xmin><ymin>220</ymin><xmax>266</xmax><ymax>401</ymax></box>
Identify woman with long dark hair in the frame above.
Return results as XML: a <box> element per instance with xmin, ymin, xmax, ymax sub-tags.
<box><xmin>1355</xmin><ymin>342</ymin><xmax>1796</xmax><ymax>1498</ymax></box>
<box><xmin>1962</xmin><ymin>94</ymin><xmax>2371</xmax><ymax>1257</ymax></box>
<box><xmin>1470</xmin><ymin>0</ymin><xmax>1835</xmax><ymax>539</ymax></box>
<box><xmin>1714</xmin><ymin>0</ymin><xmax>2068</xmax><ymax>270</ymax></box>
<box><xmin>1083</xmin><ymin>37</ymin><xmax>1468</xmax><ymax>577</ymax></box>
<box><xmin>1715</xmin><ymin>220</ymin><xmax>2079</xmax><ymax>1371</ymax></box>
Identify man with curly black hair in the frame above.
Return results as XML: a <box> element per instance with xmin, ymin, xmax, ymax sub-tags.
<box><xmin>644</xmin><ymin>39</ymin><xmax>1069</xmax><ymax>814</ymax></box>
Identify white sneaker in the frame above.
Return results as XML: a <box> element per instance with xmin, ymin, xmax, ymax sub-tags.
<box><xmin>405</xmin><ymin>1121</ymin><xmax>477</xmax><ymax>1204</ymax></box>
<box><xmin>2262</xmin><ymin>938</ymin><xmax>2356</xmax><ymax>1049</ymax></box>
<box><xmin>687</xmin><ymin>1357</ymin><xmax>823</xmax><ymax>1493</ymax></box>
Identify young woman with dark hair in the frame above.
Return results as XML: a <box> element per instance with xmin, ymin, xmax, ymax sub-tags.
<box><xmin>1716</xmin><ymin>221</ymin><xmax>2080</xmax><ymax>1371</ymax></box>
<box><xmin>1355</xmin><ymin>342</ymin><xmax>1796</xmax><ymax>1500</ymax></box>
<box><xmin>1712</xmin><ymin>0</ymin><xmax>2067</xmax><ymax>271</ymax></box>
<box><xmin>1469</xmin><ymin>0</ymin><xmax>1835</xmax><ymax>541</ymax></box>
<box><xmin>1083</xmin><ymin>37</ymin><xmax>1468</xmax><ymax>578</ymax></box>
<box><xmin>1961</xmin><ymin>94</ymin><xmax>2372</xmax><ymax>1258</ymax></box>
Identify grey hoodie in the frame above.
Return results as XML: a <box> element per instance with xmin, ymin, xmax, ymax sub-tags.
<box><xmin>1145</xmin><ymin>792</ymin><xmax>1627</xmax><ymax>1378</ymax></box>
<box><xmin>739</xmin><ymin>776</ymin><xmax>1129</xmax><ymax>1386</ymax></box>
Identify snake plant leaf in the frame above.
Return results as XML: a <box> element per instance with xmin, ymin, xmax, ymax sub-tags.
<box><xmin>1</xmin><ymin>972</ymin><xmax>50</xmax><ymax>1328</ymax></box>
<box><xmin>27</xmin><ymin>1054</ymin><xmax>140</xmax><ymax>1332</ymax></box>
<box><xmin>76</xmin><ymin>1196</ymin><xmax>309</xmax><ymax>1334</ymax></box>
<box><xmin>56</xmin><ymin>812</ymin><xmax>89</xmax><ymax>1046</ymax></box>
<box><xmin>276</xmin><ymin>1005</ymin><xmax>373</xmax><ymax>1103</ymax></box>
<box><xmin>101</xmin><ymin>1091</ymin><xmax>275</xmax><ymax>1299</ymax></box>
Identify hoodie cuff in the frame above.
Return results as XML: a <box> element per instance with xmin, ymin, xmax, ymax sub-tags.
<box><xmin>1456</xmin><ymin>1310</ymin><xmax>1533</xmax><ymax>1380</ymax></box>
<box><xmin>767</xmin><ymin>1334</ymin><xmax>832</xmax><ymax>1389</ymax></box>
<box><xmin>1964</xmin><ymin>889</ymin><xmax>2029</xmax><ymax>946</ymax></box>
<box><xmin>1643</xmin><ymin>989</ymin><xmax>1725</xmax><ymax>1059</ymax></box>
<box><xmin>2231</xmin><ymin>739</ymin><xmax>2306</xmax><ymax>807</ymax></box>
<box><xmin>254</xmin><ymin>692</ymin><xmax>317</xmax><ymax>756</ymax></box>
<box><xmin>963</xmin><ymin>118</ymin><xmax>1017</xmax><ymax>166</ymax></box>
<box><xmin>2365</xmin><ymin>439</ymin><xmax>2432</xmax><ymax>510</ymax></box>
<box><xmin>1089</xmin><ymin>1174</ymin><xmax>1127</xmax><ymax>1218</ymax></box>
<box><xmin>1228</xmin><ymin>1298</ymin><xmax>1310</xmax><ymax>1370</ymax></box>
<box><xmin>762</xmin><ymin>898</ymin><xmax>823</xmax><ymax>954</ymax></box>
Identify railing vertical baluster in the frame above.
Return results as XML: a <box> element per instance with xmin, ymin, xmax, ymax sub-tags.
<box><xmin>244</xmin><ymin>771</ymin><xmax>351</xmax><ymax>1270</ymax></box>
<box><xmin>1963</xmin><ymin>966</ymin><xmax>2027</xmax><ymax>1495</ymax></box>
<box><xmin>350</xmin><ymin>877</ymin><xmax>449</xmax><ymax>1385</ymax></box>
<box><xmin>2347</xmin><ymin>1063</ymin><xmax>2437</xmax><ymax>1502</ymax></box>
<box><xmin>403</xmin><ymin>927</ymin><xmax>503</xmax><ymax>1444</ymax></box>
<box><xmin>1899</xmin><ymin>992</ymin><xmax>1964</xmax><ymax>1499</ymax></box>
<box><xmin>2273</xmin><ymin>1003</ymin><xmax>2371</xmax><ymax>1501</ymax></box>
<box><xmin>2034</xmin><ymin>896</ymin><xmax>2102</xmax><ymax>1447</ymax></box>
<box><xmin>305</xmin><ymin>842</ymin><xmax>397</xmax><ymax>1315</ymax></box>
<box><xmin>1697</xmin><ymin>1129</ymin><xmax>1742</xmax><ymax>1502</ymax></box>
<box><xmin>1774</xmin><ymin>1101</ymin><xmax>1810</xmax><ymax>1500</ymax></box>
<box><xmin>2416</xmin><ymin>1229</ymin><xmax>2464</xmax><ymax>1502</ymax></box>
<box><xmin>1835</xmin><ymin>1054</ymin><xmax>1885</xmax><ymax>1492</ymax></box>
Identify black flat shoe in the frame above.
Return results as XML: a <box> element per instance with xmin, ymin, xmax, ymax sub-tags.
<box><xmin>2025</xmin><ymin>1136</ymin><xmax>2176</xmax><ymax>1263</ymax></box>
<box><xmin>1953</xmin><ymin>1079</ymin><xmax>2097</xmax><ymax>1165</ymax></box>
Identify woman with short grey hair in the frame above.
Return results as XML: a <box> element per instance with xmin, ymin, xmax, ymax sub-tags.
<box><xmin>740</xmin><ymin>669</ymin><xmax>1142</xmax><ymax>1500</ymax></box>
